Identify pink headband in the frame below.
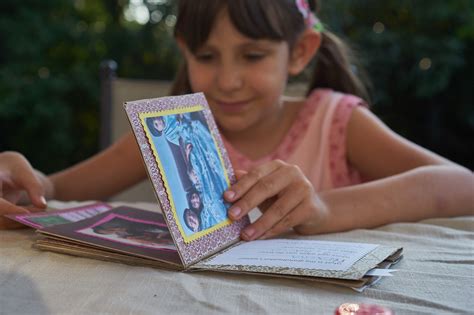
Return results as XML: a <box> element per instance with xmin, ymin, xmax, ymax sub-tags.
<box><xmin>295</xmin><ymin>0</ymin><xmax>324</xmax><ymax>31</ymax></box>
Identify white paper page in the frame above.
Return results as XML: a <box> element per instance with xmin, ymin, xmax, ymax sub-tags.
<box><xmin>59</xmin><ymin>206</ymin><xmax>110</xmax><ymax>222</ymax></box>
<box><xmin>203</xmin><ymin>239</ymin><xmax>378</xmax><ymax>271</ymax></box>
<box><xmin>365</xmin><ymin>268</ymin><xmax>397</xmax><ymax>277</ymax></box>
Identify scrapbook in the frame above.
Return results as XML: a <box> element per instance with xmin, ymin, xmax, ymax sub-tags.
<box><xmin>7</xmin><ymin>93</ymin><xmax>402</xmax><ymax>289</ymax></box>
<box><xmin>28</xmin><ymin>205</ymin><xmax>401</xmax><ymax>290</ymax></box>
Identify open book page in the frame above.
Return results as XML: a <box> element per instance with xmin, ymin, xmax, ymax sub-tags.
<box><xmin>200</xmin><ymin>239</ymin><xmax>377</xmax><ymax>271</ymax></box>
<box><xmin>6</xmin><ymin>202</ymin><xmax>113</xmax><ymax>229</ymax></box>
<box><xmin>194</xmin><ymin>239</ymin><xmax>401</xmax><ymax>280</ymax></box>
<box><xmin>37</xmin><ymin>207</ymin><xmax>182</xmax><ymax>267</ymax></box>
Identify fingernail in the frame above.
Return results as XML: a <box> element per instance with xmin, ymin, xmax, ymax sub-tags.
<box><xmin>243</xmin><ymin>227</ymin><xmax>255</xmax><ymax>240</ymax></box>
<box><xmin>225</xmin><ymin>190</ymin><xmax>235</xmax><ymax>200</ymax></box>
<box><xmin>229</xmin><ymin>206</ymin><xmax>241</xmax><ymax>218</ymax></box>
<box><xmin>40</xmin><ymin>196</ymin><xmax>47</xmax><ymax>206</ymax></box>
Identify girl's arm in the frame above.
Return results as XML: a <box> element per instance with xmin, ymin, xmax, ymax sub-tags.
<box><xmin>298</xmin><ymin>165</ymin><xmax>473</xmax><ymax>235</ymax></box>
<box><xmin>225</xmin><ymin>107</ymin><xmax>473</xmax><ymax>239</ymax></box>
<box><xmin>304</xmin><ymin>106</ymin><xmax>474</xmax><ymax>234</ymax></box>
<box><xmin>0</xmin><ymin>133</ymin><xmax>145</xmax><ymax>229</ymax></box>
<box><xmin>50</xmin><ymin>132</ymin><xmax>147</xmax><ymax>201</ymax></box>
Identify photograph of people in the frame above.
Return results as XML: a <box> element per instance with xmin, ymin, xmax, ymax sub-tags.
<box><xmin>183</xmin><ymin>208</ymin><xmax>201</xmax><ymax>233</ymax></box>
<box><xmin>79</xmin><ymin>215</ymin><xmax>176</xmax><ymax>250</ymax></box>
<box><xmin>145</xmin><ymin>112</ymin><xmax>230</xmax><ymax>237</ymax></box>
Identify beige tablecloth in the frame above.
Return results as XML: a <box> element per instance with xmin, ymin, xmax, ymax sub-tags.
<box><xmin>1</xmin><ymin>201</ymin><xmax>473</xmax><ymax>314</ymax></box>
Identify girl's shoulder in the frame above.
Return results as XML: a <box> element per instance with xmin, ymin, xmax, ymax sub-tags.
<box><xmin>266</xmin><ymin>88</ymin><xmax>367</xmax><ymax>158</ymax></box>
<box><xmin>277</xmin><ymin>88</ymin><xmax>366</xmax><ymax>159</ymax></box>
<box><xmin>302</xmin><ymin>88</ymin><xmax>368</xmax><ymax>188</ymax></box>
<box><xmin>305</xmin><ymin>88</ymin><xmax>367</xmax><ymax>109</ymax></box>
<box><xmin>296</xmin><ymin>88</ymin><xmax>368</xmax><ymax>133</ymax></box>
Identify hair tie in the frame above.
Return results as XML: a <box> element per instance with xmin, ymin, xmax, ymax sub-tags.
<box><xmin>295</xmin><ymin>0</ymin><xmax>324</xmax><ymax>32</ymax></box>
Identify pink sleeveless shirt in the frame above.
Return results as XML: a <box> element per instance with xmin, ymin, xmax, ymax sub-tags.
<box><xmin>222</xmin><ymin>89</ymin><xmax>366</xmax><ymax>192</ymax></box>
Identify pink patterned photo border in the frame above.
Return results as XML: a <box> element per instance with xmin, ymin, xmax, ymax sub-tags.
<box><xmin>124</xmin><ymin>92</ymin><xmax>249</xmax><ymax>267</ymax></box>
<box><xmin>76</xmin><ymin>213</ymin><xmax>176</xmax><ymax>251</ymax></box>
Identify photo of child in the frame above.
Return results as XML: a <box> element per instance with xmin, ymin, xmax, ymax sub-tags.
<box><xmin>183</xmin><ymin>208</ymin><xmax>201</xmax><ymax>233</ymax></box>
<box><xmin>144</xmin><ymin>110</ymin><xmax>230</xmax><ymax>238</ymax></box>
<box><xmin>77</xmin><ymin>214</ymin><xmax>176</xmax><ymax>251</ymax></box>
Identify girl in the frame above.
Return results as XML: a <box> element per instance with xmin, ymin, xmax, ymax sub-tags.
<box><xmin>183</xmin><ymin>208</ymin><xmax>201</xmax><ymax>233</ymax></box>
<box><xmin>1</xmin><ymin>0</ymin><xmax>472</xmax><ymax>240</ymax></box>
<box><xmin>186</xmin><ymin>186</ymin><xmax>223</xmax><ymax>231</ymax></box>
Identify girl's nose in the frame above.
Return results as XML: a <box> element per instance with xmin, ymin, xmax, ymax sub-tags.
<box><xmin>216</xmin><ymin>62</ymin><xmax>243</xmax><ymax>92</ymax></box>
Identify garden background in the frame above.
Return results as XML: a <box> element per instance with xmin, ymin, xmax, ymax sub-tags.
<box><xmin>1</xmin><ymin>0</ymin><xmax>472</xmax><ymax>173</ymax></box>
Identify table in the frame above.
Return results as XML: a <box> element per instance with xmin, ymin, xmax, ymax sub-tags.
<box><xmin>1</xmin><ymin>201</ymin><xmax>473</xmax><ymax>314</ymax></box>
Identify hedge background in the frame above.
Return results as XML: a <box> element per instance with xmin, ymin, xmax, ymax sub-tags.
<box><xmin>0</xmin><ymin>0</ymin><xmax>472</xmax><ymax>173</ymax></box>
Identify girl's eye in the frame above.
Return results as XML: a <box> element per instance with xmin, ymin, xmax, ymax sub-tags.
<box><xmin>195</xmin><ymin>53</ymin><xmax>214</xmax><ymax>62</ymax></box>
<box><xmin>244</xmin><ymin>53</ymin><xmax>266</xmax><ymax>62</ymax></box>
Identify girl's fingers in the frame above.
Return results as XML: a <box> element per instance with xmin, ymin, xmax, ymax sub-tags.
<box><xmin>0</xmin><ymin>176</ymin><xmax>21</xmax><ymax>203</ymax></box>
<box><xmin>259</xmin><ymin>204</ymin><xmax>311</xmax><ymax>240</ymax></box>
<box><xmin>234</xmin><ymin>169</ymin><xmax>248</xmax><ymax>180</ymax></box>
<box><xmin>0</xmin><ymin>174</ymin><xmax>17</xmax><ymax>198</ymax></box>
<box><xmin>227</xmin><ymin>165</ymin><xmax>295</xmax><ymax>220</ymax></box>
<box><xmin>0</xmin><ymin>198</ymin><xmax>30</xmax><ymax>215</ymax></box>
<box><xmin>0</xmin><ymin>199</ymin><xmax>31</xmax><ymax>229</ymax></box>
<box><xmin>1</xmin><ymin>152</ymin><xmax>47</xmax><ymax>208</ymax></box>
<box><xmin>224</xmin><ymin>160</ymin><xmax>283</xmax><ymax>202</ymax></box>
<box><xmin>240</xmin><ymin>183</ymin><xmax>306</xmax><ymax>240</ymax></box>
<box><xmin>24</xmin><ymin>204</ymin><xmax>48</xmax><ymax>213</ymax></box>
<box><xmin>258</xmin><ymin>196</ymin><xmax>277</xmax><ymax>213</ymax></box>
<box><xmin>14</xmin><ymin>168</ymin><xmax>47</xmax><ymax>209</ymax></box>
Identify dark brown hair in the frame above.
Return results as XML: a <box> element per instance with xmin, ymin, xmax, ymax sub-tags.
<box><xmin>171</xmin><ymin>0</ymin><xmax>370</xmax><ymax>102</ymax></box>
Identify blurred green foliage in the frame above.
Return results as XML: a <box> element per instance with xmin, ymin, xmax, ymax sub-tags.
<box><xmin>0</xmin><ymin>0</ymin><xmax>179</xmax><ymax>173</ymax></box>
<box><xmin>0</xmin><ymin>0</ymin><xmax>472</xmax><ymax>173</ymax></box>
<box><xmin>321</xmin><ymin>0</ymin><xmax>474</xmax><ymax>169</ymax></box>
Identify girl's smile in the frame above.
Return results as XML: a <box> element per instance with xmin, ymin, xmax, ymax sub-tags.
<box><xmin>213</xmin><ymin>98</ymin><xmax>254</xmax><ymax>114</ymax></box>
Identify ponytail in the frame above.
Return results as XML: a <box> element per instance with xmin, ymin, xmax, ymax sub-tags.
<box><xmin>308</xmin><ymin>31</ymin><xmax>371</xmax><ymax>103</ymax></box>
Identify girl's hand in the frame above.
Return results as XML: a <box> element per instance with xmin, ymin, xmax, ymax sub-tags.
<box><xmin>0</xmin><ymin>152</ymin><xmax>52</xmax><ymax>229</ymax></box>
<box><xmin>224</xmin><ymin>160</ymin><xmax>330</xmax><ymax>240</ymax></box>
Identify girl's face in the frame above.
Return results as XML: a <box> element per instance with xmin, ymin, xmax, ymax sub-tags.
<box><xmin>188</xmin><ymin>169</ymin><xmax>200</xmax><ymax>189</ymax></box>
<box><xmin>180</xmin><ymin>9</ymin><xmax>292</xmax><ymax>135</ymax></box>
<box><xmin>190</xmin><ymin>193</ymin><xmax>201</xmax><ymax>210</ymax></box>
<box><xmin>153</xmin><ymin>118</ymin><xmax>165</xmax><ymax>132</ymax></box>
<box><xmin>186</xmin><ymin>212</ymin><xmax>200</xmax><ymax>232</ymax></box>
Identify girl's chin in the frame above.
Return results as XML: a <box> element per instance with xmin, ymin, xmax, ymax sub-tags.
<box><xmin>212</xmin><ymin>108</ymin><xmax>262</xmax><ymax>135</ymax></box>
<box><xmin>217</xmin><ymin>118</ymin><xmax>255</xmax><ymax>135</ymax></box>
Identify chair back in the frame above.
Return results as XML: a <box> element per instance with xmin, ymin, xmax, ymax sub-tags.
<box><xmin>100</xmin><ymin>60</ymin><xmax>171</xmax><ymax>202</ymax></box>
